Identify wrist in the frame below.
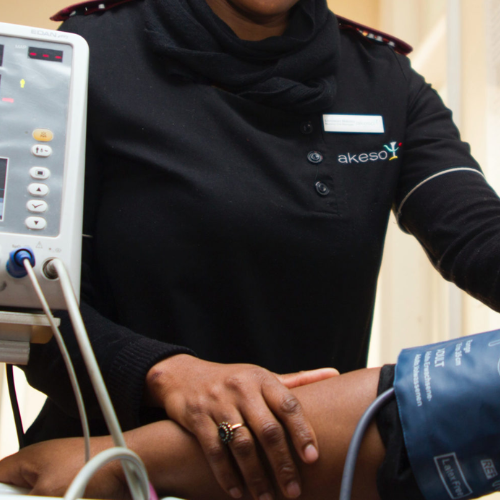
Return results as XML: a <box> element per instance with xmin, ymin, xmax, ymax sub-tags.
<box><xmin>144</xmin><ymin>354</ymin><xmax>194</xmax><ymax>407</ymax></box>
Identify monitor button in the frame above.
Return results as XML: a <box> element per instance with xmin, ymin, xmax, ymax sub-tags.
<box><xmin>25</xmin><ymin>217</ymin><xmax>47</xmax><ymax>230</ymax></box>
<box><xmin>27</xmin><ymin>200</ymin><xmax>48</xmax><ymax>213</ymax></box>
<box><xmin>31</xmin><ymin>145</ymin><xmax>52</xmax><ymax>157</ymax></box>
<box><xmin>28</xmin><ymin>183</ymin><xmax>49</xmax><ymax>197</ymax></box>
<box><xmin>30</xmin><ymin>167</ymin><xmax>50</xmax><ymax>180</ymax></box>
<box><xmin>32</xmin><ymin>129</ymin><xmax>54</xmax><ymax>142</ymax></box>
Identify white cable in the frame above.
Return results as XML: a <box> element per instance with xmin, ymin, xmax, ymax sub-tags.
<box><xmin>49</xmin><ymin>258</ymin><xmax>149</xmax><ymax>500</ymax></box>
<box><xmin>23</xmin><ymin>259</ymin><xmax>91</xmax><ymax>463</ymax></box>
<box><xmin>64</xmin><ymin>447</ymin><xmax>149</xmax><ymax>500</ymax></box>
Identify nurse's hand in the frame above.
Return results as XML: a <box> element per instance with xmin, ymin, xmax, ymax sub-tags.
<box><xmin>144</xmin><ymin>355</ymin><xmax>338</xmax><ymax>500</ymax></box>
<box><xmin>0</xmin><ymin>436</ymin><xmax>126</xmax><ymax>499</ymax></box>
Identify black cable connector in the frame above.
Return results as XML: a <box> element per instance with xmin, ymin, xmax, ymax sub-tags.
<box><xmin>6</xmin><ymin>364</ymin><xmax>25</xmax><ymax>449</ymax></box>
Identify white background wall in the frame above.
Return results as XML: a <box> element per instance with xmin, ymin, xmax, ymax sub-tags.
<box><xmin>369</xmin><ymin>0</ymin><xmax>500</xmax><ymax>369</ymax></box>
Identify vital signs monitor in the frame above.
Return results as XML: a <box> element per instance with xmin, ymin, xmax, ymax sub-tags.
<box><xmin>0</xmin><ymin>22</ymin><xmax>88</xmax><ymax>310</ymax></box>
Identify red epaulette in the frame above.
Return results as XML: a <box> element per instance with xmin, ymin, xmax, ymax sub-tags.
<box><xmin>50</xmin><ymin>0</ymin><xmax>135</xmax><ymax>22</ymax></box>
<box><xmin>337</xmin><ymin>15</ymin><xmax>413</xmax><ymax>56</ymax></box>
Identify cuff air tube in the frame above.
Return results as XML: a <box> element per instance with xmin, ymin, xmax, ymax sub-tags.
<box><xmin>394</xmin><ymin>329</ymin><xmax>500</xmax><ymax>500</ymax></box>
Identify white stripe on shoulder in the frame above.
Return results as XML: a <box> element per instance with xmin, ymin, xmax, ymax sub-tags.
<box><xmin>82</xmin><ymin>234</ymin><xmax>94</xmax><ymax>239</ymax></box>
<box><xmin>396</xmin><ymin>168</ymin><xmax>485</xmax><ymax>222</ymax></box>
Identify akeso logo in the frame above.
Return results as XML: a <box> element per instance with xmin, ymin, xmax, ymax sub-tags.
<box><xmin>385</xmin><ymin>141</ymin><xmax>401</xmax><ymax>160</ymax></box>
<box><xmin>338</xmin><ymin>141</ymin><xmax>402</xmax><ymax>164</ymax></box>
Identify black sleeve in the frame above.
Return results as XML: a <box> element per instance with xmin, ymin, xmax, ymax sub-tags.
<box><xmin>21</xmin><ymin>131</ymin><xmax>195</xmax><ymax>436</ymax></box>
<box><xmin>399</xmin><ymin>170</ymin><xmax>500</xmax><ymax>312</ymax></box>
<box><xmin>394</xmin><ymin>54</ymin><xmax>482</xmax><ymax>212</ymax></box>
<box><xmin>393</xmin><ymin>55</ymin><xmax>500</xmax><ymax>312</ymax></box>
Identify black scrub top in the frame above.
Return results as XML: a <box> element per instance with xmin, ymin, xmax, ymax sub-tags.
<box><xmin>25</xmin><ymin>0</ymin><xmax>492</xmax><ymax>440</ymax></box>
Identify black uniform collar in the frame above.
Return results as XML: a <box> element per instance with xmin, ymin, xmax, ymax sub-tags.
<box><xmin>141</xmin><ymin>0</ymin><xmax>339</xmax><ymax>114</ymax></box>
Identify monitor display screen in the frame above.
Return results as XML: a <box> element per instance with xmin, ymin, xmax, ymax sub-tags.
<box><xmin>0</xmin><ymin>158</ymin><xmax>8</xmax><ymax>220</ymax></box>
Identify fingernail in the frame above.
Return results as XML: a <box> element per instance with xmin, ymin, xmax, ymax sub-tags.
<box><xmin>304</xmin><ymin>444</ymin><xmax>318</xmax><ymax>462</ymax></box>
<box><xmin>322</xmin><ymin>368</ymin><xmax>339</xmax><ymax>375</ymax></box>
<box><xmin>230</xmin><ymin>488</ymin><xmax>243</xmax><ymax>498</ymax></box>
<box><xmin>259</xmin><ymin>493</ymin><xmax>273</xmax><ymax>500</ymax></box>
<box><xmin>286</xmin><ymin>482</ymin><xmax>301</xmax><ymax>498</ymax></box>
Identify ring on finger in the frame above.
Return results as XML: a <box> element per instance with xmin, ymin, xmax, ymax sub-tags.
<box><xmin>218</xmin><ymin>421</ymin><xmax>246</xmax><ymax>445</ymax></box>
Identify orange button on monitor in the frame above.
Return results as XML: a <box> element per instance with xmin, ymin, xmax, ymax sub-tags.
<box><xmin>32</xmin><ymin>129</ymin><xmax>54</xmax><ymax>142</ymax></box>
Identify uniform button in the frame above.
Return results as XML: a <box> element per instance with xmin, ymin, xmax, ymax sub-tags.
<box><xmin>300</xmin><ymin>121</ymin><xmax>313</xmax><ymax>134</ymax></box>
<box><xmin>307</xmin><ymin>151</ymin><xmax>323</xmax><ymax>164</ymax></box>
<box><xmin>315</xmin><ymin>181</ymin><xmax>330</xmax><ymax>196</ymax></box>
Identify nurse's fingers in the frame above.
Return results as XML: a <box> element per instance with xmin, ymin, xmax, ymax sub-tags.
<box><xmin>241</xmin><ymin>397</ymin><xmax>303</xmax><ymax>500</ymax></box>
<box><xmin>260</xmin><ymin>378</ymin><xmax>320</xmax><ymax>480</ymax></box>
<box><xmin>276</xmin><ymin>368</ymin><xmax>340</xmax><ymax>389</ymax></box>
<box><xmin>186</xmin><ymin>412</ymin><xmax>246</xmax><ymax>499</ymax></box>
<box><xmin>222</xmin><ymin>418</ymin><xmax>277</xmax><ymax>500</ymax></box>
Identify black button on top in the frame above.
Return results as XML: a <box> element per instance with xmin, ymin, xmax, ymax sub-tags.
<box><xmin>307</xmin><ymin>151</ymin><xmax>324</xmax><ymax>164</ymax></box>
<box><xmin>315</xmin><ymin>181</ymin><xmax>330</xmax><ymax>196</ymax></box>
<box><xmin>300</xmin><ymin>121</ymin><xmax>314</xmax><ymax>135</ymax></box>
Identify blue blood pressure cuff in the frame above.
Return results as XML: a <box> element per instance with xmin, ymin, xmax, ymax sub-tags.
<box><xmin>394</xmin><ymin>329</ymin><xmax>500</xmax><ymax>500</ymax></box>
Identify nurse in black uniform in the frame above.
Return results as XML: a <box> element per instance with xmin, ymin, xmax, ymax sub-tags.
<box><xmin>12</xmin><ymin>0</ymin><xmax>500</xmax><ymax>499</ymax></box>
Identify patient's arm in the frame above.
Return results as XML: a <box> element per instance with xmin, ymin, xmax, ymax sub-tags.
<box><xmin>0</xmin><ymin>367</ymin><xmax>385</xmax><ymax>500</ymax></box>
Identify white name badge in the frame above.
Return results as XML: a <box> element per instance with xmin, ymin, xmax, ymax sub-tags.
<box><xmin>323</xmin><ymin>114</ymin><xmax>385</xmax><ymax>134</ymax></box>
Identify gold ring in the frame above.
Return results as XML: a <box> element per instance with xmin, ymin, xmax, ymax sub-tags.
<box><xmin>218</xmin><ymin>422</ymin><xmax>245</xmax><ymax>445</ymax></box>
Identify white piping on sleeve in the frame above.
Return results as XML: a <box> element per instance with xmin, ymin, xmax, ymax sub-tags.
<box><xmin>396</xmin><ymin>167</ymin><xmax>485</xmax><ymax>224</ymax></box>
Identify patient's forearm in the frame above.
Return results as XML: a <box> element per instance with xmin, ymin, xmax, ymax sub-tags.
<box><xmin>125</xmin><ymin>367</ymin><xmax>384</xmax><ymax>500</ymax></box>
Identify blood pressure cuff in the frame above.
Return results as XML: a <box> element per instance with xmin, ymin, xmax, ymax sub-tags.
<box><xmin>393</xmin><ymin>329</ymin><xmax>500</xmax><ymax>500</ymax></box>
